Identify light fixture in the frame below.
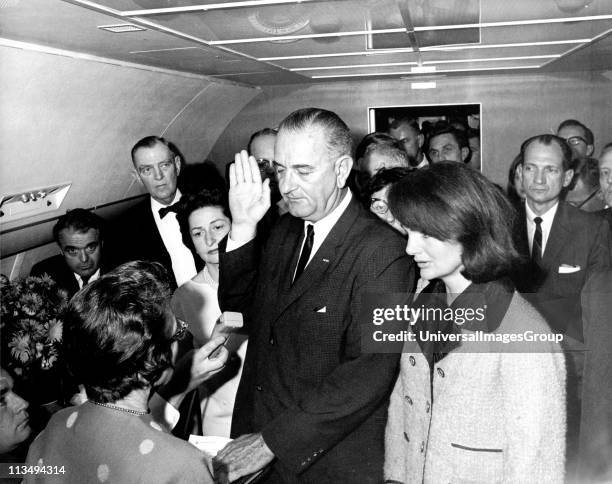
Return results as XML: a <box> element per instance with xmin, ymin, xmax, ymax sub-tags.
<box><xmin>411</xmin><ymin>82</ymin><xmax>437</xmax><ymax>89</ymax></box>
<box><xmin>0</xmin><ymin>184</ymin><xmax>71</xmax><ymax>225</ymax></box>
<box><xmin>411</xmin><ymin>66</ymin><xmax>437</xmax><ymax>74</ymax></box>
<box><xmin>98</xmin><ymin>24</ymin><xmax>147</xmax><ymax>33</ymax></box>
<box><xmin>310</xmin><ymin>65</ymin><xmax>540</xmax><ymax>79</ymax></box>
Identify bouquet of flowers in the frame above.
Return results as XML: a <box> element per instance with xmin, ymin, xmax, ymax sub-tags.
<box><xmin>1</xmin><ymin>274</ymin><xmax>68</xmax><ymax>381</ymax></box>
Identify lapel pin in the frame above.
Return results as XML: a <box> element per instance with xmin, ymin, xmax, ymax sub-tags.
<box><xmin>322</xmin><ymin>258</ymin><xmax>330</xmax><ymax>263</ymax></box>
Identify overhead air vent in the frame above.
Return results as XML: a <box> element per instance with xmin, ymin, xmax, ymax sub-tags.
<box><xmin>98</xmin><ymin>24</ymin><xmax>147</xmax><ymax>33</ymax></box>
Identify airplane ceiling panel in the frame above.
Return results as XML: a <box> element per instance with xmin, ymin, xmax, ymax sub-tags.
<box><xmin>0</xmin><ymin>0</ymin><xmax>610</xmax><ymax>84</ymax></box>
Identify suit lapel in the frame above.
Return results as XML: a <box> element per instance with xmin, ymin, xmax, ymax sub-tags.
<box><xmin>142</xmin><ymin>201</ymin><xmax>171</xmax><ymax>264</ymax></box>
<box><xmin>272</xmin><ymin>199</ymin><xmax>361</xmax><ymax>321</ymax></box>
<box><xmin>542</xmin><ymin>202</ymin><xmax>571</xmax><ymax>270</ymax></box>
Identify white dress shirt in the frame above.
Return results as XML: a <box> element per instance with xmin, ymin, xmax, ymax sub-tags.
<box><xmin>151</xmin><ymin>190</ymin><xmax>197</xmax><ymax>286</ymax></box>
<box><xmin>75</xmin><ymin>268</ymin><xmax>100</xmax><ymax>289</ymax></box>
<box><xmin>525</xmin><ymin>201</ymin><xmax>559</xmax><ymax>256</ymax></box>
<box><xmin>292</xmin><ymin>190</ymin><xmax>352</xmax><ymax>278</ymax></box>
<box><xmin>227</xmin><ymin>190</ymin><xmax>353</xmax><ymax>267</ymax></box>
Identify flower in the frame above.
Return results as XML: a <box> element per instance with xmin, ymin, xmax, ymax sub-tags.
<box><xmin>9</xmin><ymin>334</ymin><xmax>32</xmax><ymax>364</ymax></box>
<box><xmin>1</xmin><ymin>276</ymin><xmax>68</xmax><ymax>376</ymax></box>
<box><xmin>48</xmin><ymin>319</ymin><xmax>63</xmax><ymax>343</ymax></box>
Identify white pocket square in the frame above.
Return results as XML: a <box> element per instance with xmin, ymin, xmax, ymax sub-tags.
<box><xmin>316</xmin><ymin>306</ymin><xmax>327</xmax><ymax>313</ymax></box>
<box><xmin>558</xmin><ymin>264</ymin><xmax>581</xmax><ymax>274</ymax></box>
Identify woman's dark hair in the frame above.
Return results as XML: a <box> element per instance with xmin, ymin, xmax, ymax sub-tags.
<box><xmin>63</xmin><ymin>261</ymin><xmax>175</xmax><ymax>403</ymax></box>
<box><xmin>176</xmin><ymin>188</ymin><xmax>231</xmax><ymax>259</ymax></box>
<box><xmin>362</xmin><ymin>167</ymin><xmax>413</xmax><ymax>204</ymax></box>
<box><xmin>506</xmin><ymin>153</ymin><xmax>524</xmax><ymax>206</ymax></box>
<box><xmin>388</xmin><ymin>162</ymin><xmax>520</xmax><ymax>283</ymax></box>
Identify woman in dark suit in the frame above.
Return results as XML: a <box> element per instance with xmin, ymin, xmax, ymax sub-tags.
<box><xmin>384</xmin><ymin>162</ymin><xmax>566</xmax><ymax>483</ymax></box>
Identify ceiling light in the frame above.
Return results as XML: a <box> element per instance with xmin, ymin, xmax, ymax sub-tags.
<box><xmin>423</xmin><ymin>54</ymin><xmax>560</xmax><ymax>64</ymax></box>
<box><xmin>98</xmin><ymin>24</ymin><xmax>147</xmax><ymax>33</ymax></box>
<box><xmin>411</xmin><ymin>82</ymin><xmax>437</xmax><ymax>89</ymax></box>
<box><xmin>411</xmin><ymin>66</ymin><xmax>436</xmax><ymax>73</ymax></box>
<box><xmin>290</xmin><ymin>61</ymin><xmax>418</xmax><ymax>71</ymax></box>
<box><xmin>310</xmin><ymin>65</ymin><xmax>540</xmax><ymax>79</ymax></box>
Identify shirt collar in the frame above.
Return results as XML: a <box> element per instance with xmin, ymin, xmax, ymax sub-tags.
<box><xmin>75</xmin><ymin>268</ymin><xmax>101</xmax><ymax>288</ymax></box>
<box><xmin>305</xmin><ymin>189</ymin><xmax>352</xmax><ymax>235</ymax></box>
<box><xmin>150</xmin><ymin>189</ymin><xmax>182</xmax><ymax>213</ymax></box>
<box><xmin>525</xmin><ymin>199</ymin><xmax>559</xmax><ymax>225</ymax></box>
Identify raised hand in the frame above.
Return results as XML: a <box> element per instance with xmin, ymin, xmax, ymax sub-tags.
<box><xmin>229</xmin><ymin>151</ymin><xmax>271</xmax><ymax>243</ymax></box>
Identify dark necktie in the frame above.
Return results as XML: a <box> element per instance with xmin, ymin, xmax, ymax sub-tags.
<box><xmin>293</xmin><ymin>224</ymin><xmax>314</xmax><ymax>283</ymax></box>
<box><xmin>158</xmin><ymin>203</ymin><xmax>178</xmax><ymax>219</ymax></box>
<box><xmin>532</xmin><ymin>216</ymin><xmax>543</xmax><ymax>264</ymax></box>
<box><xmin>80</xmin><ymin>275</ymin><xmax>90</xmax><ymax>288</ymax></box>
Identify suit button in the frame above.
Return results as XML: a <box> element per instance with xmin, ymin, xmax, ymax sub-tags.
<box><xmin>425</xmin><ymin>401</ymin><xmax>430</xmax><ymax>413</ymax></box>
<box><xmin>403</xmin><ymin>432</ymin><xmax>410</xmax><ymax>442</ymax></box>
<box><xmin>269</xmin><ymin>337</ymin><xmax>274</xmax><ymax>345</ymax></box>
<box><xmin>437</xmin><ymin>367</ymin><xmax>445</xmax><ymax>378</ymax></box>
<box><xmin>420</xmin><ymin>441</ymin><xmax>425</xmax><ymax>453</ymax></box>
<box><xmin>409</xmin><ymin>356</ymin><xmax>416</xmax><ymax>366</ymax></box>
<box><xmin>404</xmin><ymin>395</ymin><xmax>412</xmax><ymax>405</ymax></box>
<box><xmin>256</xmin><ymin>385</ymin><xmax>263</xmax><ymax>391</ymax></box>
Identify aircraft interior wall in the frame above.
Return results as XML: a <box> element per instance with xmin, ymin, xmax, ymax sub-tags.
<box><xmin>211</xmin><ymin>71</ymin><xmax>612</xmax><ymax>187</ymax></box>
<box><xmin>0</xmin><ymin>42</ymin><xmax>259</xmax><ymax>278</ymax></box>
<box><xmin>2</xmin><ymin>41</ymin><xmax>612</xmax><ymax>280</ymax></box>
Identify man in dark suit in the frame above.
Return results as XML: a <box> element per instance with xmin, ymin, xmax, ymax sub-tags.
<box><xmin>214</xmin><ymin>108</ymin><xmax>414</xmax><ymax>483</ymax></box>
<box><xmin>110</xmin><ymin>136</ymin><xmax>198</xmax><ymax>287</ymax></box>
<box><xmin>31</xmin><ymin>209</ymin><xmax>106</xmax><ymax>298</ymax></box>
<box><xmin>513</xmin><ymin>134</ymin><xmax>611</xmax><ymax>472</ymax></box>
<box><xmin>513</xmin><ymin>134</ymin><xmax>611</xmax><ymax>331</ymax></box>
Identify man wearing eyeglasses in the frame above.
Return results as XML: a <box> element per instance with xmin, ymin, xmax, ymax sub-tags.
<box><xmin>31</xmin><ymin>208</ymin><xmax>106</xmax><ymax>297</ymax></box>
<box><xmin>557</xmin><ymin>119</ymin><xmax>594</xmax><ymax>160</ymax></box>
<box><xmin>109</xmin><ymin>136</ymin><xmax>198</xmax><ymax>287</ymax></box>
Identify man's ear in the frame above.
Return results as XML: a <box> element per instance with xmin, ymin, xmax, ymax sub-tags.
<box><xmin>417</xmin><ymin>133</ymin><xmax>424</xmax><ymax>149</ymax></box>
<box><xmin>335</xmin><ymin>155</ymin><xmax>353</xmax><ymax>188</ymax></box>
<box><xmin>586</xmin><ymin>144</ymin><xmax>594</xmax><ymax>157</ymax></box>
<box><xmin>563</xmin><ymin>169</ymin><xmax>575</xmax><ymax>188</ymax></box>
<box><xmin>461</xmin><ymin>147</ymin><xmax>470</xmax><ymax>162</ymax></box>
<box><xmin>174</xmin><ymin>155</ymin><xmax>181</xmax><ymax>176</ymax></box>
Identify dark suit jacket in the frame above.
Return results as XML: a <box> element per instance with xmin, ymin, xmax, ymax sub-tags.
<box><xmin>108</xmin><ymin>198</ymin><xmax>202</xmax><ymax>285</ymax></box>
<box><xmin>513</xmin><ymin>201</ymin><xmax>611</xmax><ymax>335</ymax></box>
<box><xmin>596</xmin><ymin>207</ymin><xmax>612</xmax><ymax>231</ymax></box>
<box><xmin>576</xmin><ymin>271</ymin><xmax>612</xmax><ymax>481</ymax></box>
<box><xmin>219</xmin><ymin>196</ymin><xmax>414</xmax><ymax>483</ymax></box>
<box><xmin>30</xmin><ymin>255</ymin><xmax>80</xmax><ymax>298</ymax></box>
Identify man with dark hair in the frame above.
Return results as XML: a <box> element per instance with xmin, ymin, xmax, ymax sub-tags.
<box><xmin>214</xmin><ymin>108</ymin><xmax>414</xmax><ymax>483</ymax></box>
<box><xmin>31</xmin><ymin>208</ymin><xmax>106</xmax><ymax>297</ymax></box>
<box><xmin>388</xmin><ymin>117</ymin><xmax>427</xmax><ymax>168</ymax></box>
<box><xmin>247</xmin><ymin>128</ymin><xmax>278</xmax><ymax>163</ymax></box>
<box><xmin>426</xmin><ymin>121</ymin><xmax>470</xmax><ymax>164</ymax></box>
<box><xmin>514</xmin><ymin>134</ymin><xmax>610</xmax><ymax>327</ymax></box>
<box><xmin>110</xmin><ymin>136</ymin><xmax>198</xmax><ymax>287</ymax></box>
<box><xmin>513</xmin><ymin>134</ymin><xmax>611</xmax><ymax>473</ymax></box>
<box><xmin>557</xmin><ymin>119</ymin><xmax>595</xmax><ymax>159</ymax></box>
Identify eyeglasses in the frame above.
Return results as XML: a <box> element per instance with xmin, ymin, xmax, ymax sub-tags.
<box><xmin>171</xmin><ymin>319</ymin><xmax>189</xmax><ymax>342</ymax></box>
<box><xmin>370</xmin><ymin>198</ymin><xmax>389</xmax><ymax>214</ymax></box>
<box><xmin>565</xmin><ymin>136</ymin><xmax>587</xmax><ymax>146</ymax></box>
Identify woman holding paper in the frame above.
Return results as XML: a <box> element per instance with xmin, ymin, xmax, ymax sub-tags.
<box><xmin>173</xmin><ymin>189</ymin><xmax>248</xmax><ymax>438</ymax></box>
